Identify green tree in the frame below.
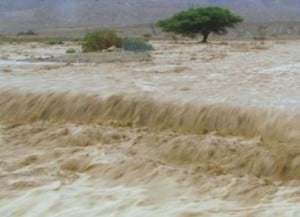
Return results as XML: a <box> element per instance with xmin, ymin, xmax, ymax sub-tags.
<box><xmin>157</xmin><ymin>7</ymin><xmax>243</xmax><ymax>43</ymax></box>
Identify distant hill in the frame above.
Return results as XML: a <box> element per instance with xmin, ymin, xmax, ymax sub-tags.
<box><xmin>0</xmin><ymin>0</ymin><xmax>299</xmax><ymax>33</ymax></box>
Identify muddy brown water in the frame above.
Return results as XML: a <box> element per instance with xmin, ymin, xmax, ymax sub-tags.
<box><xmin>0</xmin><ymin>40</ymin><xmax>299</xmax><ymax>216</ymax></box>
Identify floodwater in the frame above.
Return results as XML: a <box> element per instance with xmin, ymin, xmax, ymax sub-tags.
<box><xmin>0</xmin><ymin>40</ymin><xmax>299</xmax><ymax>217</ymax></box>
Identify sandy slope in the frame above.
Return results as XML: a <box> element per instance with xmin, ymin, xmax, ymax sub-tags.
<box><xmin>0</xmin><ymin>40</ymin><xmax>299</xmax><ymax>216</ymax></box>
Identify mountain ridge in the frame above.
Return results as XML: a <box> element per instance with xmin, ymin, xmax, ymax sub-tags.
<box><xmin>0</xmin><ymin>0</ymin><xmax>299</xmax><ymax>33</ymax></box>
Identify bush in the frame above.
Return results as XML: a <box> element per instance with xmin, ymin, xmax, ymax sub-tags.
<box><xmin>66</xmin><ymin>48</ymin><xmax>76</xmax><ymax>54</ymax></box>
<box><xmin>17</xmin><ymin>30</ymin><xmax>37</xmax><ymax>36</ymax></box>
<box><xmin>82</xmin><ymin>30</ymin><xmax>122</xmax><ymax>52</ymax></box>
<box><xmin>253</xmin><ymin>36</ymin><xmax>266</xmax><ymax>41</ymax></box>
<box><xmin>46</xmin><ymin>40</ymin><xmax>64</xmax><ymax>45</ymax></box>
<box><xmin>122</xmin><ymin>38</ymin><xmax>154</xmax><ymax>52</ymax></box>
<box><xmin>143</xmin><ymin>33</ymin><xmax>152</xmax><ymax>39</ymax></box>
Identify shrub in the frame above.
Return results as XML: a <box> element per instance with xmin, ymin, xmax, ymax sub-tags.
<box><xmin>17</xmin><ymin>30</ymin><xmax>37</xmax><ymax>36</ymax></box>
<box><xmin>143</xmin><ymin>33</ymin><xmax>152</xmax><ymax>39</ymax></box>
<box><xmin>46</xmin><ymin>40</ymin><xmax>64</xmax><ymax>45</ymax></box>
<box><xmin>82</xmin><ymin>30</ymin><xmax>122</xmax><ymax>52</ymax></box>
<box><xmin>66</xmin><ymin>48</ymin><xmax>76</xmax><ymax>54</ymax></box>
<box><xmin>253</xmin><ymin>36</ymin><xmax>266</xmax><ymax>41</ymax></box>
<box><xmin>122</xmin><ymin>38</ymin><xmax>154</xmax><ymax>52</ymax></box>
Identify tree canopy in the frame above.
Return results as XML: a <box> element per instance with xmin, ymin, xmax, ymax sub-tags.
<box><xmin>157</xmin><ymin>7</ymin><xmax>243</xmax><ymax>42</ymax></box>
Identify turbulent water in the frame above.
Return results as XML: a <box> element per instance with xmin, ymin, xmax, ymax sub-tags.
<box><xmin>0</xmin><ymin>41</ymin><xmax>300</xmax><ymax>216</ymax></box>
<box><xmin>0</xmin><ymin>91</ymin><xmax>299</xmax><ymax>216</ymax></box>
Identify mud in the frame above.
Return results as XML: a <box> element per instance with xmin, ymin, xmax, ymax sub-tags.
<box><xmin>0</xmin><ymin>40</ymin><xmax>299</xmax><ymax>216</ymax></box>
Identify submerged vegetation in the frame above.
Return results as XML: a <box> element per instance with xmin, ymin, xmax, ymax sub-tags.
<box><xmin>122</xmin><ymin>38</ymin><xmax>154</xmax><ymax>52</ymax></box>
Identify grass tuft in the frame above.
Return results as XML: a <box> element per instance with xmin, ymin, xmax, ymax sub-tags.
<box><xmin>66</xmin><ymin>48</ymin><xmax>76</xmax><ymax>54</ymax></box>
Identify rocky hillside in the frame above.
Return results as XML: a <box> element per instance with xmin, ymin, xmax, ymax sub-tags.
<box><xmin>0</xmin><ymin>0</ymin><xmax>299</xmax><ymax>33</ymax></box>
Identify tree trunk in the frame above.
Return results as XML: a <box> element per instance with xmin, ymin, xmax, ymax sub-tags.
<box><xmin>201</xmin><ymin>32</ymin><xmax>210</xmax><ymax>43</ymax></box>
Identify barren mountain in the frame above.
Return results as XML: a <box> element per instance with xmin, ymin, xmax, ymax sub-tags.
<box><xmin>0</xmin><ymin>0</ymin><xmax>299</xmax><ymax>33</ymax></box>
